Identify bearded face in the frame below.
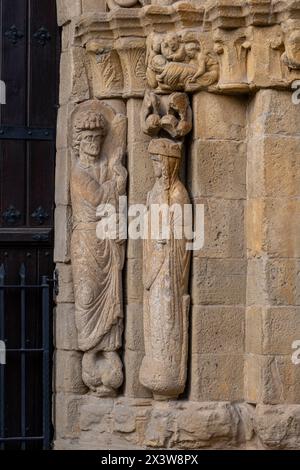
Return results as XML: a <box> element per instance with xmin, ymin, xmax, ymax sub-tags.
<box><xmin>80</xmin><ymin>130</ymin><xmax>103</xmax><ymax>159</ymax></box>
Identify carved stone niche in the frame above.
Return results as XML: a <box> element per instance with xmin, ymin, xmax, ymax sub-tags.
<box><xmin>146</xmin><ymin>30</ymin><xmax>219</xmax><ymax>94</ymax></box>
<box><xmin>70</xmin><ymin>100</ymin><xmax>127</xmax><ymax>397</ymax></box>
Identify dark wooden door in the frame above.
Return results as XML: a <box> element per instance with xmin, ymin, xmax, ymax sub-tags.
<box><xmin>0</xmin><ymin>0</ymin><xmax>59</xmax><ymax>449</ymax></box>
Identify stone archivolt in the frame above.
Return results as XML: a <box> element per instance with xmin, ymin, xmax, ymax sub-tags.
<box><xmin>76</xmin><ymin>0</ymin><xmax>300</xmax><ymax>98</ymax></box>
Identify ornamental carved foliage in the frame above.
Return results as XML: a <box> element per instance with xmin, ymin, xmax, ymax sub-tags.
<box><xmin>86</xmin><ymin>41</ymin><xmax>124</xmax><ymax>98</ymax></box>
<box><xmin>70</xmin><ymin>100</ymin><xmax>127</xmax><ymax>397</ymax></box>
<box><xmin>146</xmin><ymin>31</ymin><xmax>219</xmax><ymax>93</ymax></box>
<box><xmin>85</xmin><ymin>39</ymin><xmax>146</xmax><ymax>98</ymax></box>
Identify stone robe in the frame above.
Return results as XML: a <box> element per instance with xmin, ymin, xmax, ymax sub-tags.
<box><xmin>70</xmin><ymin>159</ymin><xmax>124</xmax><ymax>353</ymax></box>
<box><xmin>139</xmin><ymin>171</ymin><xmax>191</xmax><ymax>399</ymax></box>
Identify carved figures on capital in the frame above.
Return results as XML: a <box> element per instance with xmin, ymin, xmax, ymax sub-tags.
<box><xmin>70</xmin><ymin>100</ymin><xmax>127</xmax><ymax>397</ymax></box>
<box><xmin>212</xmin><ymin>23</ymin><xmax>300</xmax><ymax>92</ymax></box>
<box><xmin>146</xmin><ymin>31</ymin><xmax>219</xmax><ymax>93</ymax></box>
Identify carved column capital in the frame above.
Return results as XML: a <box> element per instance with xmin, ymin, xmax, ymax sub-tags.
<box><xmin>115</xmin><ymin>38</ymin><xmax>147</xmax><ymax>98</ymax></box>
<box><xmin>75</xmin><ymin>0</ymin><xmax>300</xmax><ymax>97</ymax></box>
<box><xmin>86</xmin><ymin>39</ymin><xmax>124</xmax><ymax>98</ymax></box>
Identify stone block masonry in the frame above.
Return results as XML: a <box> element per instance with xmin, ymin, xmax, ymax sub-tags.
<box><xmin>53</xmin><ymin>0</ymin><xmax>300</xmax><ymax>450</ymax></box>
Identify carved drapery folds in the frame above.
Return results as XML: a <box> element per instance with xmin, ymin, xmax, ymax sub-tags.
<box><xmin>70</xmin><ymin>100</ymin><xmax>127</xmax><ymax>397</ymax></box>
<box><xmin>139</xmin><ymin>83</ymin><xmax>192</xmax><ymax>399</ymax></box>
<box><xmin>139</xmin><ymin>137</ymin><xmax>191</xmax><ymax>400</ymax></box>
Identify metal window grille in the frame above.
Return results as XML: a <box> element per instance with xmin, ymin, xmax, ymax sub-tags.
<box><xmin>0</xmin><ymin>264</ymin><xmax>52</xmax><ymax>450</ymax></box>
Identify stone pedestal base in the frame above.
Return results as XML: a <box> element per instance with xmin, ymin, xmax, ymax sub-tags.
<box><xmin>53</xmin><ymin>395</ymin><xmax>300</xmax><ymax>450</ymax></box>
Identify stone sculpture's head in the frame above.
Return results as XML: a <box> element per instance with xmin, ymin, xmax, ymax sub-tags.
<box><xmin>148</xmin><ymin>138</ymin><xmax>182</xmax><ymax>188</ymax></box>
<box><xmin>161</xmin><ymin>33</ymin><xmax>181</xmax><ymax>59</ymax></box>
<box><xmin>73</xmin><ymin>110</ymin><xmax>107</xmax><ymax>161</ymax></box>
<box><xmin>185</xmin><ymin>41</ymin><xmax>201</xmax><ymax>59</ymax></box>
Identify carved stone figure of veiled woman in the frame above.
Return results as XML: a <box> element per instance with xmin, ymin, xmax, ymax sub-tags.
<box><xmin>70</xmin><ymin>100</ymin><xmax>127</xmax><ymax>397</ymax></box>
<box><xmin>139</xmin><ymin>138</ymin><xmax>191</xmax><ymax>400</ymax></box>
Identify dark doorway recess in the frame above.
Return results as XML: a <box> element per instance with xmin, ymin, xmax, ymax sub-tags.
<box><xmin>0</xmin><ymin>0</ymin><xmax>60</xmax><ymax>450</ymax></box>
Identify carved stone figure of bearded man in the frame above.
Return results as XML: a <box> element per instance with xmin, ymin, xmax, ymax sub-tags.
<box><xmin>139</xmin><ymin>138</ymin><xmax>191</xmax><ymax>400</ymax></box>
<box><xmin>71</xmin><ymin>101</ymin><xmax>127</xmax><ymax>397</ymax></box>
